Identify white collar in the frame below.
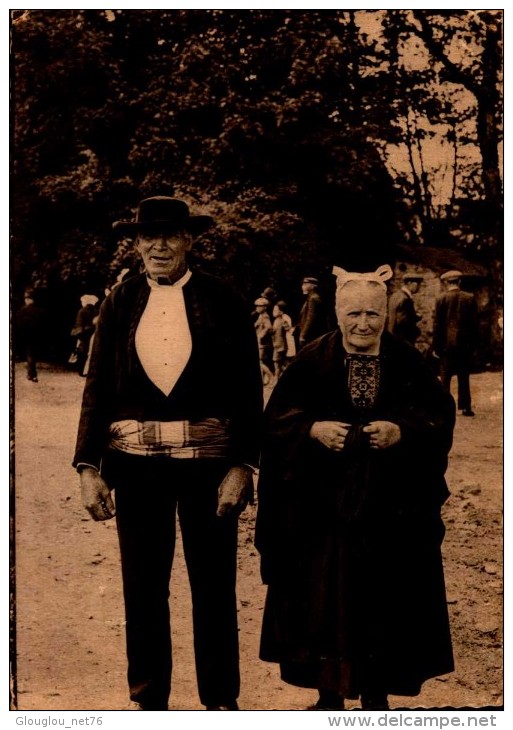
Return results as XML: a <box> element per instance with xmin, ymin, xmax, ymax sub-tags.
<box><xmin>401</xmin><ymin>285</ymin><xmax>413</xmax><ymax>299</ymax></box>
<box><xmin>146</xmin><ymin>269</ymin><xmax>192</xmax><ymax>290</ymax></box>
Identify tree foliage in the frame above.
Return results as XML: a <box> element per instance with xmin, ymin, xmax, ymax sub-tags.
<box><xmin>12</xmin><ymin>9</ymin><xmax>502</xmax><ymax>355</ymax></box>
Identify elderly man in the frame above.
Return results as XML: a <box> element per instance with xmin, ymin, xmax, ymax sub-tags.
<box><xmin>387</xmin><ymin>273</ymin><xmax>423</xmax><ymax>345</ymax></box>
<box><xmin>297</xmin><ymin>276</ymin><xmax>329</xmax><ymax>348</ymax></box>
<box><xmin>433</xmin><ymin>270</ymin><xmax>479</xmax><ymax>417</ymax></box>
<box><xmin>73</xmin><ymin>196</ymin><xmax>262</xmax><ymax>711</ymax></box>
<box><xmin>256</xmin><ymin>265</ymin><xmax>455</xmax><ymax>710</ymax></box>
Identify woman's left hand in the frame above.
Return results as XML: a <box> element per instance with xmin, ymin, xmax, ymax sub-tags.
<box><xmin>363</xmin><ymin>421</ymin><xmax>401</xmax><ymax>449</ymax></box>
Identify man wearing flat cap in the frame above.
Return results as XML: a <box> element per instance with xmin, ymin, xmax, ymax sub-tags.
<box><xmin>297</xmin><ymin>276</ymin><xmax>329</xmax><ymax>348</ymax></box>
<box><xmin>433</xmin><ymin>270</ymin><xmax>478</xmax><ymax>417</ymax></box>
<box><xmin>387</xmin><ymin>273</ymin><xmax>423</xmax><ymax>346</ymax></box>
<box><xmin>73</xmin><ymin>196</ymin><xmax>262</xmax><ymax>710</ymax></box>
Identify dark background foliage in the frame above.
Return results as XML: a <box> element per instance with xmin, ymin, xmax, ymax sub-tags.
<box><xmin>11</xmin><ymin>9</ymin><xmax>502</xmax><ymax>361</ymax></box>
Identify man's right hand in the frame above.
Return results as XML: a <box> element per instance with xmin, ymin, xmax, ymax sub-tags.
<box><xmin>309</xmin><ymin>421</ymin><xmax>351</xmax><ymax>452</ymax></box>
<box><xmin>80</xmin><ymin>467</ymin><xmax>116</xmax><ymax>521</ymax></box>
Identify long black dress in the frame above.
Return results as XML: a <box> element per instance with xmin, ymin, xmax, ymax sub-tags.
<box><xmin>255</xmin><ymin>330</ymin><xmax>455</xmax><ymax>698</ymax></box>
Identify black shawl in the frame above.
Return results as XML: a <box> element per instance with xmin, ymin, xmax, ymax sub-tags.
<box><xmin>256</xmin><ymin>330</ymin><xmax>456</xmax><ymax>697</ymax></box>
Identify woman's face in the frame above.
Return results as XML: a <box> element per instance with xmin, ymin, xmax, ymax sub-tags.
<box><xmin>335</xmin><ymin>281</ymin><xmax>387</xmax><ymax>354</ymax></box>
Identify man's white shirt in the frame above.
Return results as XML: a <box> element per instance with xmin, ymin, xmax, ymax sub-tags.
<box><xmin>135</xmin><ymin>269</ymin><xmax>193</xmax><ymax>396</ymax></box>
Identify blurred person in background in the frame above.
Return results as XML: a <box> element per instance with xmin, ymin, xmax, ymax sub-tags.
<box><xmin>69</xmin><ymin>294</ymin><xmax>99</xmax><ymax>376</ymax></box>
<box><xmin>272</xmin><ymin>300</ymin><xmax>294</xmax><ymax>380</ymax></box>
<box><xmin>16</xmin><ymin>289</ymin><xmax>45</xmax><ymax>382</ymax></box>
<box><xmin>297</xmin><ymin>276</ymin><xmax>329</xmax><ymax>348</ymax></box>
<box><xmin>433</xmin><ymin>270</ymin><xmax>479</xmax><ymax>417</ymax></box>
<box><xmin>387</xmin><ymin>273</ymin><xmax>423</xmax><ymax>346</ymax></box>
<box><xmin>254</xmin><ymin>296</ymin><xmax>274</xmax><ymax>386</ymax></box>
<box><xmin>261</xmin><ymin>286</ymin><xmax>278</xmax><ymax>311</ymax></box>
<box><xmin>271</xmin><ymin>301</ymin><xmax>288</xmax><ymax>381</ymax></box>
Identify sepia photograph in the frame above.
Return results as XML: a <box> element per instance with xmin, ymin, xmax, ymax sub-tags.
<box><xmin>10</xmin><ymin>6</ymin><xmax>503</xmax><ymax>716</ymax></box>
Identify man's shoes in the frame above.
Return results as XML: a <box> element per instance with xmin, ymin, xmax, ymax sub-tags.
<box><xmin>360</xmin><ymin>693</ymin><xmax>389</xmax><ymax>710</ymax></box>
<box><xmin>206</xmin><ymin>701</ymin><xmax>239</xmax><ymax>710</ymax></box>
<box><xmin>307</xmin><ymin>691</ymin><xmax>345</xmax><ymax>710</ymax></box>
<box><xmin>131</xmin><ymin>699</ymin><xmax>168</xmax><ymax>710</ymax></box>
<box><xmin>307</xmin><ymin>700</ymin><xmax>345</xmax><ymax>710</ymax></box>
<box><xmin>462</xmin><ymin>409</ymin><xmax>475</xmax><ymax>417</ymax></box>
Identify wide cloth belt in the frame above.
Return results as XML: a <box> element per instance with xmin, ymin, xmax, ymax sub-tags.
<box><xmin>108</xmin><ymin>417</ymin><xmax>232</xmax><ymax>459</ymax></box>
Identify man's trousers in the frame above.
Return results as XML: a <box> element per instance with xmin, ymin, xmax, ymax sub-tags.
<box><xmin>102</xmin><ymin>450</ymin><xmax>240</xmax><ymax>709</ymax></box>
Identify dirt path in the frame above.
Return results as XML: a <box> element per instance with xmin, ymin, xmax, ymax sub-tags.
<box><xmin>13</xmin><ymin>364</ymin><xmax>502</xmax><ymax>710</ymax></box>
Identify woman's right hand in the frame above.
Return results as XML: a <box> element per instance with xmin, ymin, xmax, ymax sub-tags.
<box><xmin>309</xmin><ymin>421</ymin><xmax>351</xmax><ymax>451</ymax></box>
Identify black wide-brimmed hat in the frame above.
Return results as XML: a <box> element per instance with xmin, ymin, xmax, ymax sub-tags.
<box><xmin>113</xmin><ymin>196</ymin><xmax>213</xmax><ymax>237</ymax></box>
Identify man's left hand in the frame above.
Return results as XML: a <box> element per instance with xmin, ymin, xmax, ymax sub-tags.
<box><xmin>363</xmin><ymin>421</ymin><xmax>401</xmax><ymax>449</ymax></box>
<box><xmin>216</xmin><ymin>465</ymin><xmax>254</xmax><ymax>518</ymax></box>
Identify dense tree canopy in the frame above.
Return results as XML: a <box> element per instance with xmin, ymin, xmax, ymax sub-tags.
<box><xmin>12</xmin><ymin>9</ymin><xmax>502</xmax><ymax>358</ymax></box>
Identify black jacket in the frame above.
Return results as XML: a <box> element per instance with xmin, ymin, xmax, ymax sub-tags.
<box><xmin>298</xmin><ymin>290</ymin><xmax>329</xmax><ymax>344</ymax></box>
<box><xmin>73</xmin><ymin>271</ymin><xmax>263</xmax><ymax>470</ymax></box>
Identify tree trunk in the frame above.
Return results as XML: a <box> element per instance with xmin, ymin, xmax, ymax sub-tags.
<box><xmin>404</xmin><ymin>114</ymin><xmax>428</xmax><ymax>240</ymax></box>
<box><xmin>475</xmin><ymin>19</ymin><xmax>503</xmax><ymax>223</ymax></box>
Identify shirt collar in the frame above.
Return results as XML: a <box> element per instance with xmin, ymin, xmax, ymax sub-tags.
<box><xmin>146</xmin><ymin>269</ymin><xmax>192</xmax><ymax>290</ymax></box>
<box><xmin>401</xmin><ymin>285</ymin><xmax>413</xmax><ymax>299</ymax></box>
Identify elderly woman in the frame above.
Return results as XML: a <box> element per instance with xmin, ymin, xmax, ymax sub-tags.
<box><xmin>255</xmin><ymin>265</ymin><xmax>455</xmax><ymax>710</ymax></box>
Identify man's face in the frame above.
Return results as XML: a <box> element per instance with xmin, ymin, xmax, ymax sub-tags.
<box><xmin>302</xmin><ymin>282</ymin><xmax>314</xmax><ymax>295</ymax></box>
<box><xmin>406</xmin><ymin>279</ymin><xmax>420</xmax><ymax>294</ymax></box>
<box><xmin>335</xmin><ymin>282</ymin><xmax>387</xmax><ymax>354</ymax></box>
<box><xmin>136</xmin><ymin>229</ymin><xmax>192</xmax><ymax>282</ymax></box>
<box><xmin>255</xmin><ymin>304</ymin><xmax>267</xmax><ymax>314</ymax></box>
